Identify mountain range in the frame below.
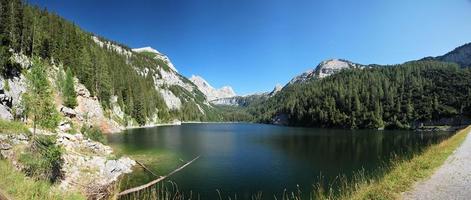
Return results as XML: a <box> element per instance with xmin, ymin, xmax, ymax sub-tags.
<box><xmin>0</xmin><ymin>0</ymin><xmax>471</xmax><ymax>130</ymax></box>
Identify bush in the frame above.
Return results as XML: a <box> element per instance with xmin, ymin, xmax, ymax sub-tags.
<box><xmin>19</xmin><ymin>135</ymin><xmax>63</xmax><ymax>183</ymax></box>
<box><xmin>81</xmin><ymin>125</ymin><xmax>107</xmax><ymax>144</ymax></box>
<box><xmin>0</xmin><ymin>119</ymin><xmax>29</xmax><ymax>134</ymax></box>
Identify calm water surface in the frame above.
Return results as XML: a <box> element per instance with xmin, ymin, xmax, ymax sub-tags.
<box><xmin>107</xmin><ymin>123</ymin><xmax>452</xmax><ymax>199</ymax></box>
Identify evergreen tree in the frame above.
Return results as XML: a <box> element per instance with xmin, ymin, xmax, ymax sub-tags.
<box><xmin>63</xmin><ymin>67</ymin><xmax>77</xmax><ymax>108</ymax></box>
<box><xmin>22</xmin><ymin>58</ymin><xmax>60</xmax><ymax>134</ymax></box>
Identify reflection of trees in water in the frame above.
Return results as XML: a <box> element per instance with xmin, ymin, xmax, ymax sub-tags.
<box><xmin>265</xmin><ymin>130</ymin><xmax>452</xmax><ymax>174</ymax></box>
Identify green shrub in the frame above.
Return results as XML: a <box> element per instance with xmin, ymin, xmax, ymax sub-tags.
<box><xmin>81</xmin><ymin>125</ymin><xmax>107</xmax><ymax>144</ymax></box>
<box><xmin>0</xmin><ymin>119</ymin><xmax>29</xmax><ymax>134</ymax></box>
<box><xmin>19</xmin><ymin>135</ymin><xmax>63</xmax><ymax>183</ymax></box>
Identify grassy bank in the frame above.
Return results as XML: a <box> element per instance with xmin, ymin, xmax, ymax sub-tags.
<box><xmin>0</xmin><ymin>159</ymin><xmax>84</xmax><ymax>200</ymax></box>
<box><xmin>314</xmin><ymin>125</ymin><xmax>471</xmax><ymax>200</ymax></box>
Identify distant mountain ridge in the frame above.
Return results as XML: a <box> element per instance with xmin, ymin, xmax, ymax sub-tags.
<box><xmin>189</xmin><ymin>75</ymin><xmax>236</xmax><ymax>101</ymax></box>
<box><xmin>422</xmin><ymin>43</ymin><xmax>471</xmax><ymax>68</ymax></box>
<box><xmin>211</xmin><ymin>84</ymin><xmax>281</xmax><ymax>107</ymax></box>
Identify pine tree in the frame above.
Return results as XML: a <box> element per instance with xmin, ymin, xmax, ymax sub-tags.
<box><xmin>22</xmin><ymin>57</ymin><xmax>60</xmax><ymax>134</ymax></box>
<box><xmin>63</xmin><ymin>67</ymin><xmax>77</xmax><ymax>108</ymax></box>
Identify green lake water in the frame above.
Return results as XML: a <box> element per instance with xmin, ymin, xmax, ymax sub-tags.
<box><xmin>107</xmin><ymin>123</ymin><xmax>453</xmax><ymax>199</ymax></box>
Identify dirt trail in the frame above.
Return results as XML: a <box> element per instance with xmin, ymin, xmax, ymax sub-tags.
<box><xmin>403</xmin><ymin>130</ymin><xmax>471</xmax><ymax>200</ymax></box>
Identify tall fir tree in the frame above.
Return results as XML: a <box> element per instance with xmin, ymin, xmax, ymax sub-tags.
<box><xmin>22</xmin><ymin>58</ymin><xmax>60</xmax><ymax>134</ymax></box>
<box><xmin>63</xmin><ymin>67</ymin><xmax>77</xmax><ymax>108</ymax></box>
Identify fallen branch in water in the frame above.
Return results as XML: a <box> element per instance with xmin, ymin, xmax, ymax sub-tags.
<box><xmin>135</xmin><ymin>160</ymin><xmax>159</xmax><ymax>177</ymax></box>
<box><xmin>118</xmin><ymin>156</ymin><xmax>200</xmax><ymax>196</ymax></box>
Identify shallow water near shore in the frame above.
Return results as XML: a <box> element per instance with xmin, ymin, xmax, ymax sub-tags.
<box><xmin>107</xmin><ymin>123</ymin><xmax>453</xmax><ymax>199</ymax></box>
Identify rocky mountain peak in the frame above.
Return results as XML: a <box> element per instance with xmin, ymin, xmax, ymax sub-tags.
<box><xmin>131</xmin><ymin>46</ymin><xmax>160</xmax><ymax>54</ymax></box>
<box><xmin>132</xmin><ymin>46</ymin><xmax>178</xmax><ymax>72</ymax></box>
<box><xmin>189</xmin><ymin>75</ymin><xmax>236</xmax><ymax>101</ymax></box>
<box><xmin>288</xmin><ymin>59</ymin><xmax>362</xmax><ymax>85</ymax></box>
<box><xmin>269</xmin><ymin>84</ymin><xmax>283</xmax><ymax>96</ymax></box>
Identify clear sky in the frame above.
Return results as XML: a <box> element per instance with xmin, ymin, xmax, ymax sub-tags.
<box><xmin>28</xmin><ymin>0</ymin><xmax>471</xmax><ymax>95</ymax></box>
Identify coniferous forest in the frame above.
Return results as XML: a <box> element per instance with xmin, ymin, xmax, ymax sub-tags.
<box><xmin>248</xmin><ymin>61</ymin><xmax>471</xmax><ymax>129</ymax></box>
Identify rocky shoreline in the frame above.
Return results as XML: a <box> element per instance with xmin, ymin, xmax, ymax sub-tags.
<box><xmin>0</xmin><ymin>130</ymin><xmax>135</xmax><ymax>199</ymax></box>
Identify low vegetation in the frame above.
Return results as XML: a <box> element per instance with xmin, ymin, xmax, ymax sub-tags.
<box><xmin>0</xmin><ymin>159</ymin><xmax>84</xmax><ymax>200</ymax></box>
<box><xmin>19</xmin><ymin>135</ymin><xmax>64</xmax><ymax>183</ymax></box>
<box><xmin>0</xmin><ymin>119</ymin><xmax>29</xmax><ymax>134</ymax></box>
<box><xmin>81</xmin><ymin>125</ymin><xmax>107</xmax><ymax>144</ymax></box>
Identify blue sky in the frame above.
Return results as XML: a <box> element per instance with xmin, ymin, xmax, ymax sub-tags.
<box><xmin>28</xmin><ymin>0</ymin><xmax>471</xmax><ymax>95</ymax></box>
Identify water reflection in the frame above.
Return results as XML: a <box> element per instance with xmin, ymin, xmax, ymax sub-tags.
<box><xmin>108</xmin><ymin>123</ymin><xmax>452</xmax><ymax>199</ymax></box>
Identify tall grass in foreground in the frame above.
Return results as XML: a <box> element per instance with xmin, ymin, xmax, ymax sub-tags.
<box><xmin>119</xmin><ymin>126</ymin><xmax>470</xmax><ymax>200</ymax></box>
<box><xmin>0</xmin><ymin>159</ymin><xmax>84</xmax><ymax>200</ymax></box>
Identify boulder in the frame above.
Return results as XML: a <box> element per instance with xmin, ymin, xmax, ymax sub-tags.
<box><xmin>61</xmin><ymin>106</ymin><xmax>77</xmax><ymax>118</ymax></box>
<box><xmin>0</xmin><ymin>105</ymin><xmax>13</xmax><ymax>120</ymax></box>
<box><xmin>16</xmin><ymin>133</ymin><xmax>28</xmax><ymax>141</ymax></box>
<box><xmin>0</xmin><ymin>142</ymin><xmax>12</xmax><ymax>150</ymax></box>
<box><xmin>58</xmin><ymin>121</ymin><xmax>72</xmax><ymax>132</ymax></box>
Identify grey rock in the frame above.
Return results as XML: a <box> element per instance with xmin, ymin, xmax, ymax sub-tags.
<box><xmin>16</xmin><ymin>134</ymin><xmax>28</xmax><ymax>141</ymax></box>
<box><xmin>0</xmin><ymin>142</ymin><xmax>12</xmax><ymax>150</ymax></box>
<box><xmin>60</xmin><ymin>106</ymin><xmax>77</xmax><ymax>118</ymax></box>
<box><xmin>0</xmin><ymin>134</ymin><xmax>7</xmax><ymax>140</ymax></box>
<box><xmin>0</xmin><ymin>105</ymin><xmax>13</xmax><ymax>120</ymax></box>
<box><xmin>58</xmin><ymin>121</ymin><xmax>72</xmax><ymax>132</ymax></box>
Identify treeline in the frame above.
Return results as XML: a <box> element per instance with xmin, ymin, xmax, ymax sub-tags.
<box><xmin>0</xmin><ymin>0</ymin><xmax>226</xmax><ymax>125</ymax></box>
<box><xmin>249</xmin><ymin>61</ymin><xmax>471</xmax><ymax>129</ymax></box>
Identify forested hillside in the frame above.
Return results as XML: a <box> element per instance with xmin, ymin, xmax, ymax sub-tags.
<box><xmin>248</xmin><ymin>61</ymin><xmax>471</xmax><ymax>129</ymax></box>
<box><xmin>0</xmin><ymin>0</ymin><xmax>226</xmax><ymax>125</ymax></box>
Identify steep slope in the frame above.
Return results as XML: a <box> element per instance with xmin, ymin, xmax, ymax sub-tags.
<box><xmin>0</xmin><ymin>0</ymin><xmax>223</xmax><ymax>127</ymax></box>
<box><xmin>189</xmin><ymin>75</ymin><xmax>236</xmax><ymax>101</ymax></box>
<box><xmin>422</xmin><ymin>43</ymin><xmax>471</xmax><ymax>68</ymax></box>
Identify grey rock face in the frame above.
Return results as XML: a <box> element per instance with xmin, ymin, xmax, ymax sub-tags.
<box><xmin>189</xmin><ymin>75</ymin><xmax>236</xmax><ymax>101</ymax></box>
<box><xmin>57</xmin><ymin>132</ymin><xmax>135</xmax><ymax>197</ymax></box>
<box><xmin>288</xmin><ymin>59</ymin><xmax>363</xmax><ymax>85</ymax></box>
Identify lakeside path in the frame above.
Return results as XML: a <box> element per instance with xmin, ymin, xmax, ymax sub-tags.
<box><xmin>403</xmin><ymin>129</ymin><xmax>471</xmax><ymax>200</ymax></box>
